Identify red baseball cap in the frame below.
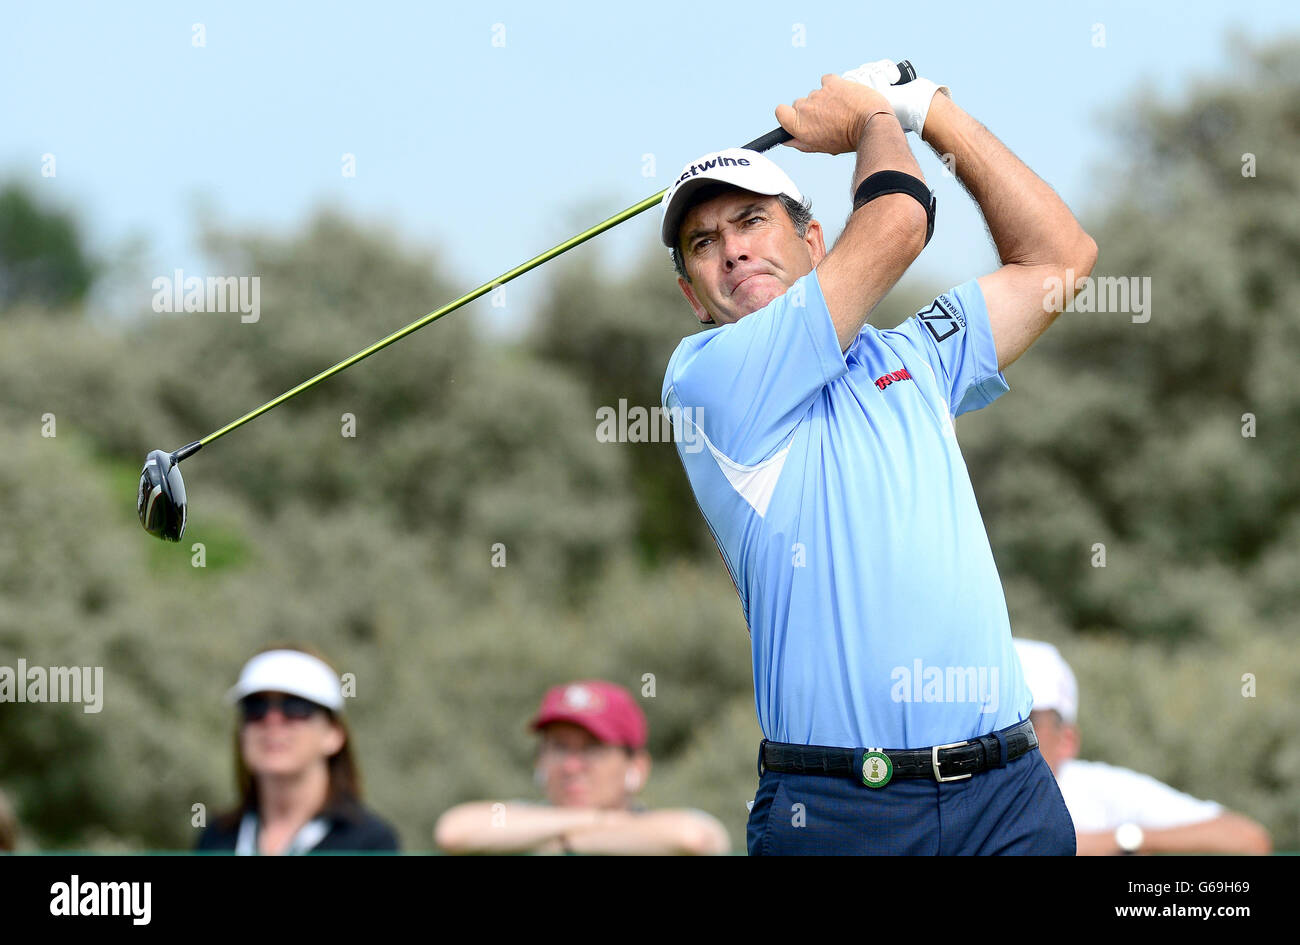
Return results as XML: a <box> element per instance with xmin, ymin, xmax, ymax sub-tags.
<box><xmin>530</xmin><ymin>680</ymin><xmax>648</xmax><ymax>750</ymax></box>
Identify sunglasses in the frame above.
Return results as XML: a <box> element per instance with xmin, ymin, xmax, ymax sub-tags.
<box><xmin>239</xmin><ymin>693</ymin><xmax>326</xmax><ymax>723</ymax></box>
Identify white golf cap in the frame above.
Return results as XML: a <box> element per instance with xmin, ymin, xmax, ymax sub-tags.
<box><xmin>660</xmin><ymin>147</ymin><xmax>803</xmax><ymax>249</ymax></box>
<box><xmin>225</xmin><ymin>649</ymin><xmax>344</xmax><ymax>713</ymax></box>
<box><xmin>1013</xmin><ymin>639</ymin><xmax>1078</xmax><ymax>723</ymax></box>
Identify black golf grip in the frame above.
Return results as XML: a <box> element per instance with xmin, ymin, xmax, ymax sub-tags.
<box><xmin>742</xmin><ymin>59</ymin><xmax>917</xmax><ymax>153</ymax></box>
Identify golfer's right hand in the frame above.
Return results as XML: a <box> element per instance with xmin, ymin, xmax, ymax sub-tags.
<box><xmin>776</xmin><ymin>74</ymin><xmax>895</xmax><ymax>155</ymax></box>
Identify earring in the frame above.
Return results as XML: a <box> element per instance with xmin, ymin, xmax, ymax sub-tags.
<box><xmin>624</xmin><ymin>770</ymin><xmax>641</xmax><ymax>792</ymax></box>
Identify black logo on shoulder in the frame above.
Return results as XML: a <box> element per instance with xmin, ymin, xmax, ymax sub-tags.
<box><xmin>917</xmin><ymin>296</ymin><xmax>965</xmax><ymax>342</ymax></box>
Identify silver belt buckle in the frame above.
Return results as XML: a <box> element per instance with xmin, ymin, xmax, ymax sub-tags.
<box><xmin>932</xmin><ymin>741</ymin><xmax>973</xmax><ymax>782</ymax></box>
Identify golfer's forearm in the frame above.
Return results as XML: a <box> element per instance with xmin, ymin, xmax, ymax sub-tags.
<box><xmin>818</xmin><ymin>113</ymin><xmax>929</xmax><ymax>348</ymax></box>
<box><xmin>850</xmin><ymin>111</ymin><xmax>924</xmax><ymax>192</ymax></box>
<box><xmin>921</xmin><ymin>95</ymin><xmax>1090</xmax><ymax>266</ymax></box>
<box><xmin>433</xmin><ymin>803</ymin><xmax>597</xmax><ymax>854</ymax></box>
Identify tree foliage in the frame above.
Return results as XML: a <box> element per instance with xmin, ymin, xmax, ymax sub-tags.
<box><xmin>0</xmin><ymin>186</ymin><xmax>95</xmax><ymax>312</ymax></box>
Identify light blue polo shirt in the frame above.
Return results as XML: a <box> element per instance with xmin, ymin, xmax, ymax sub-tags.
<box><xmin>662</xmin><ymin>268</ymin><xmax>1033</xmax><ymax>750</ymax></box>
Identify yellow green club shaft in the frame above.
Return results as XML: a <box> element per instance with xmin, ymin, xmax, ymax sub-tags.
<box><xmin>197</xmin><ymin>189</ymin><xmax>667</xmax><ymax>448</ymax></box>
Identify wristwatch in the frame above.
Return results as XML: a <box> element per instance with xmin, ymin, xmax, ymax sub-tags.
<box><xmin>1115</xmin><ymin>822</ymin><xmax>1144</xmax><ymax>855</ymax></box>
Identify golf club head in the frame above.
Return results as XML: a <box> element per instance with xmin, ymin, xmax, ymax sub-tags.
<box><xmin>137</xmin><ymin>446</ymin><xmax>195</xmax><ymax>542</ymax></box>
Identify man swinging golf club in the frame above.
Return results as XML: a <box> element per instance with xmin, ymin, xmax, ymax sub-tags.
<box><xmin>660</xmin><ymin>60</ymin><xmax>1097</xmax><ymax>855</ymax></box>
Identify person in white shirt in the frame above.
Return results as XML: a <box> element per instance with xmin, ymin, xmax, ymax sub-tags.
<box><xmin>1014</xmin><ymin>639</ymin><xmax>1271</xmax><ymax>856</ymax></box>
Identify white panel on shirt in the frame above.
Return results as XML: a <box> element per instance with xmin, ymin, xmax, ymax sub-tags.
<box><xmin>680</xmin><ymin>410</ymin><xmax>791</xmax><ymax>519</ymax></box>
<box><xmin>1056</xmin><ymin>759</ymin><xmax>1225</xmax><ymax>832</ymax></box>
<box><xmin>704</xmin><ymin>440</ymin><xmax>790</xmax><ymax>519</ymax></box>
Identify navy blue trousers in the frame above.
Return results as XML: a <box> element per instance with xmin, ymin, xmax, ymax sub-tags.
<box><xmin>747</xmin><ymin>747</ymin><xmax>1075</xmax><ymax>855</ymax></box>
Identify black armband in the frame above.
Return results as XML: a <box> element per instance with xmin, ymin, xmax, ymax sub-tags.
<box><xmin>852</xmin><ymin>170</ymin><xmax>936</xmax><ymax>247</ymax></box>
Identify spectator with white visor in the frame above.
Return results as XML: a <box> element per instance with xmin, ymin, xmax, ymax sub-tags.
<box><xmin>196</xmin><ymin>645</ymin><xmax>400</xmax><ymax>855</ymax></box>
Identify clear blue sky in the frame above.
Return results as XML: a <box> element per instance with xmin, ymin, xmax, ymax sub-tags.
<box><xmin>3</xmin><ymin>1</ymin><xmax>1298</xmax><ymax>328</ymax></box>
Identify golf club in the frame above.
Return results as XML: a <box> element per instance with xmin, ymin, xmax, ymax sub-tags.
<box><xmin>137</xmin><ymin>61</ymin><xmax>918</xmax><ymax>541</ymax></box>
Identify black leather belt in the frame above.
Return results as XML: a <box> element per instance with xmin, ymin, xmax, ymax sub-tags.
<box><xmin>759</xmin><ymin>719</ymin><xmax>1038</xmax><ymax>788</ymax></box>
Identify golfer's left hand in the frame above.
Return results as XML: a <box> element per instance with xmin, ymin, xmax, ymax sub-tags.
<box><xmin>842</xmin><ymin>59</ymin><xmax>949</xmax><ymax>136</ymax></box>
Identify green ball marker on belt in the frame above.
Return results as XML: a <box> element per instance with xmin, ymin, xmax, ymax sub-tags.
<box><xmin>861</xmin><ymin>749</ymin><xmax>893</xmax><ymax>788</ymax></box>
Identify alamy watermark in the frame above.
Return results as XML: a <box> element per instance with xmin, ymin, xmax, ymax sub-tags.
<box><xmin>890</xmin><ymin>659</ymin><xmax>999</xmax><ymax>713</ymax></box>
<box><xmin>0</xmin><ymin>659</ymin><xmax>103</xmax><ymax>713</ymax></box>
<box><xmin>1044</xmin><ymin>269</ymin><xmax>1151</xmax><ymax>323</ymax></box>
<box><xmin>596</xmin><ymin>399</ymin><xmax>705</xmax><ymax>453</ymax></box>
<box><xmin>50</xmin><ymin>875</ymin><xmax>150</xmax><ymax>925</ymax></box>
<box><xmin>152</xmin><ymin>269</ymin><xmax>260</xmax><ymax>323</ymax></box>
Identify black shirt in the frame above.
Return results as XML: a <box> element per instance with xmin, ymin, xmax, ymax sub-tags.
<box><xmin>196</xmin><ymin>798</ymin><xmax>400</xmax><ymax>853</ymax></box>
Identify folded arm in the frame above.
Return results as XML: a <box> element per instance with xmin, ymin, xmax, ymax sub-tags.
<box><xmin>1077</xmin><ymin>812</ymin><xmax>1273</xmax><ymax>856</ymax></box>
<box><xmin>434</xmin><ymin>802</ymin><xmax>730</xmax><ymax>855</ymax></box>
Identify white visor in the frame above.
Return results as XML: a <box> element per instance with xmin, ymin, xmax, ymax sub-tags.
<box><xmin>225</xmin><ymin>649</ymin><xmax>344</xmax><ymax>713</ymax></box>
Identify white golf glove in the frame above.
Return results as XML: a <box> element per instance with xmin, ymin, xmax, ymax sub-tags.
<box><xmin>841</xmin><ymin>59</ymin><xmax>948</xmax><ymax>136</ymax></box>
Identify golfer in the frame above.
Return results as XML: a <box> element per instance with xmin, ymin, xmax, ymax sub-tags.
<box><xmin>196</xmin><ymin>645</ymin><xmax>400</xmax><ymax>854</ymax></box>
<box><xmin>660</xmin><ymin>62</ymin><xmax>1097</xmax><ymax>854</ymax></box>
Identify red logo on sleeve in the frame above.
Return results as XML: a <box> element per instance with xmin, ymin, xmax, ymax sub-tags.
<box><xmin>875</xmin><ymin>368</ymin><xmax>913</xmax><ymax>391</ymax></box>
